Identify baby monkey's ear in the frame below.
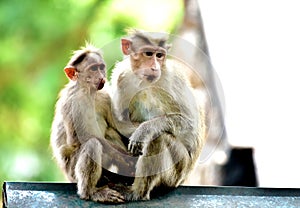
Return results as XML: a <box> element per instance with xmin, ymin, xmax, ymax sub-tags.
<box><xmin>64</xmin><ymin>66</ymin><xmax>78</xmax><ymax>81</ymax></box>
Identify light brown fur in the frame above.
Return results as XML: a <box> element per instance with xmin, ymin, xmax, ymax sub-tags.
<box><xmin>110</xmin><ymin>30</ymin><xmax>206</xmax><ymax>200</ymax></box>
<box><xmin>50</xmin><ymin>44</ymin><xmax>128</xmax><ymax>203</ymax></box>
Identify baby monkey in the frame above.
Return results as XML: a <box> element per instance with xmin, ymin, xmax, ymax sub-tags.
<box><xmin>50</xmin><ymin>44</ymin><xmax>128</xmax><ymax>203</ymax></box>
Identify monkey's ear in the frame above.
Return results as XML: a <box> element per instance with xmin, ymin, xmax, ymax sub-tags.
<box><xmin>121</xmin><ymin>38</ymin><xmax>132</xmax><ymax>55</ymax></box>
<box><xmin>64</xmin><ymin>66</ymin><xmax>77</xmax><ymax>81</ymax></box>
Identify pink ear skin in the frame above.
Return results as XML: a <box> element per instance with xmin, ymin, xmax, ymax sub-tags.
<box><xmin>64</xmin><ymin>66</ymin><xmax>77</xmax><ymax>81</ymax></box>
<box><xmin>121</xmin><ymin>38</ymin><xmax>132</xmax><ymax>55</ymax></box>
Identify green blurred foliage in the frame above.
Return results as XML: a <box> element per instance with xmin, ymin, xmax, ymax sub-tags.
<box><xmin>0</xmin><ymin>0</ymin><xmax>183</xmax><ymax>187</ymax></box>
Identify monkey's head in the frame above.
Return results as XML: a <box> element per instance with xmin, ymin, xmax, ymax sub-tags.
<box><xmin>121</xmin><ymin>30</ymin><xmax>170</xmax><ymax>83</ymax></box>
<box><xmin>64</xmin><ymin>44</ymin><xmax>106</xmax><ymax>91</ymax></box>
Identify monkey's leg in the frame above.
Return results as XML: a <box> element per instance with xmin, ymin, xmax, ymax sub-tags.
<box><xmin>75</xmin><ymin>138</ymin><xmax>124</xmax><ymax>203</ymax></box>
<box><xmin>124</xmin><ymin>135</ymin><xmax>169</xmax><ymax>200</ymax></box>
<box><xmin>125</xmin><ymin>135</ymin><xmax>190</xmax><ymax>201</ymax></box>
<box><xmin>59</xmin><ymin>143</ymin><xmax>79</xmax><ymax>182</ymax></box>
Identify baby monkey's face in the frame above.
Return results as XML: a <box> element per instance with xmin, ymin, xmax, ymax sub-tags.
<box><xmin>77</xmin><ymin>53</ymin><xmax>106</xmax><ymax>91</ymax></box>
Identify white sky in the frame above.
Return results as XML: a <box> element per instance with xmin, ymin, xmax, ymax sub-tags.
<box><xmin>199</xmin><ymin>0</ymin><xmax>300</xmax><ymax>187</ymax></box>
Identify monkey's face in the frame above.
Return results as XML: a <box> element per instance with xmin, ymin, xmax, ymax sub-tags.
<box><xmin>78</xmin><ymin>53</ymin><xmax>106</xmax><ymax>91</ymax></box>
<box><xmin>84</xmin><ymin>63</ymin><xmax>106</xmax><ymax>90</ymax></box>
<box><xmin>130</xmin><ymin>46</ymin><xmax>166</xmax><ymax>83</ymax></box>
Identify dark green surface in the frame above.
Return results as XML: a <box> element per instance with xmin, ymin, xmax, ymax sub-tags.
<box><xmin>3</xmin><ymin>182</ymin><xmax>300</xmax><ymax>207</ymax></box>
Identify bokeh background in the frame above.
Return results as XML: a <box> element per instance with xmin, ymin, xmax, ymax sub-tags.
<box><xmin>0</xmin><ymin>0</ymin><xmax>183</xmax><ymax>188</ymax></box>
<box><xmin>201</xmin><ymin>0</ymin><xmax>300</xmax><ymax>188</ymax></box>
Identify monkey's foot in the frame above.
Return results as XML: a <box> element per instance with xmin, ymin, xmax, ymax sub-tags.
<box><xmin>110</xmin><ymin>184</ymin><xmax>149</xmax><ymax>201</ymax></box>
<box><xmin>90</xmin><ymin>185</ymin><xmax>125</xmax><ymax>203</ymax></box>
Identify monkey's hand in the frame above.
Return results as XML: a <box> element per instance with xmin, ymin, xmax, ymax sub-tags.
<box><xmin>128</xmin><ymin>138</ymin><xmax>144</xmax><ymax>156</ymax></box>
<box><xmin>128</xmin><ymin>122</ymin><xmax>156</xmax><ymax>156</ymax></box>
<box><xmin>127</xmin><ymin>113</ymin><xmax>188</xmax><ymax>156</ymax></box>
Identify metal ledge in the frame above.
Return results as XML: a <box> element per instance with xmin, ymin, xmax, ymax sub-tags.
<box><xmin>3</xmin><ymin>182</ymin><xmax>300</xmax><ymax>207</ymax></box>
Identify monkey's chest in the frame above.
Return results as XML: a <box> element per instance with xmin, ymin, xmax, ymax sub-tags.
<box><xmin>128</xmin><ymin>87</ymin><xmax>180</xmax><ymax>123</ymax></box>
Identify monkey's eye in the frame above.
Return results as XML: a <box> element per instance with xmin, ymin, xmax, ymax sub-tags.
<box><xmin>143</xmin><ymin>52</ymin><xmax>154</xmax><ymax>57</ymax></box>
<box><xmin>99</xmin><ymin>63</ymin><xmax>105</xmax><ymax>71</ymax></box>
<box><xmin>89</xmin><ymin>64</ymin><xmax>105</xmax><ymax>72</ymax></box>
<box><xmin>90</xmin><ymin>65</ymin><xmax>99</xmax><ymax>71</ymax></box>
<box><xmin>156</xmin><ymin>53</ymin><xmax>164</xmax><ymax>58</ymax></box>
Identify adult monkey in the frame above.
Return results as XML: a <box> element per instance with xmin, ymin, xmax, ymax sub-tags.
<box><xmin>110</xmin><ymin>29</ymin><xmax>206</xmax><ymax>201</ymax></box>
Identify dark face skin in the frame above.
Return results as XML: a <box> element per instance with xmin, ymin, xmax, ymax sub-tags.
<box><xmin>77</xmin><ymin>53</ymin><xmax>106</xmax><ymax>91</ymax></box>
<box><xmin>131</xmin><ymin>46</ymin><xmax>166</xmax><ymax>83</ymax></box>
<box><xmin>121</xmin><ymin>38</ymin><xmax>167</xmax><ymax>83</ymax></box>
<box><xmin>80</xmin><ymin>62</ymin><xmax>106</xmax><ymax>91</ymax></box>
<box><xmin>65</xmin><ymin>53</ymin><xmax>106</xmax><ymax>91</ymax></box>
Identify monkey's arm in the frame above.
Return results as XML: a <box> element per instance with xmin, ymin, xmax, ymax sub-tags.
<box><xmin>128</xmin><ymin>113</ymin><xmax>193</xmax><ymax>155</ymax></box>
<box><xmin>113</xmin><ymin>118</ymin><xmax>138</xmax><ymax>138</ymax></box>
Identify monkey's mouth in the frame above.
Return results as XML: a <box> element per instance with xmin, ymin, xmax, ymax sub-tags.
<box><xmin>146</xmin><ymin>75</ymin><xmax>157</xmax><ymax>82</ymax></box>
<box><xmin>97</xmin><ymin>79</ymin><xmax>105</xmax><ymax>90</ymax></box>
<box><xmin>136</xmin><ymin>69</ymin><xmax>160</xmax><ymax>83</ymax></box>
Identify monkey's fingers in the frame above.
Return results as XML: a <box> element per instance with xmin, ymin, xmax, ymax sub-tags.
<box><xmin>110</xmin><ymin>184</ymin><xmax>137</xmax><ymax>201</ymax></box>
<box><xmin>128</xmin><ymin>141</ymin><xmax>143</xmax><ymax>156</ymax></box>
<box><xmin>91</xmin><ymin>186</ymin><xmax>125</xmax><ymax>203</ymax></box>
